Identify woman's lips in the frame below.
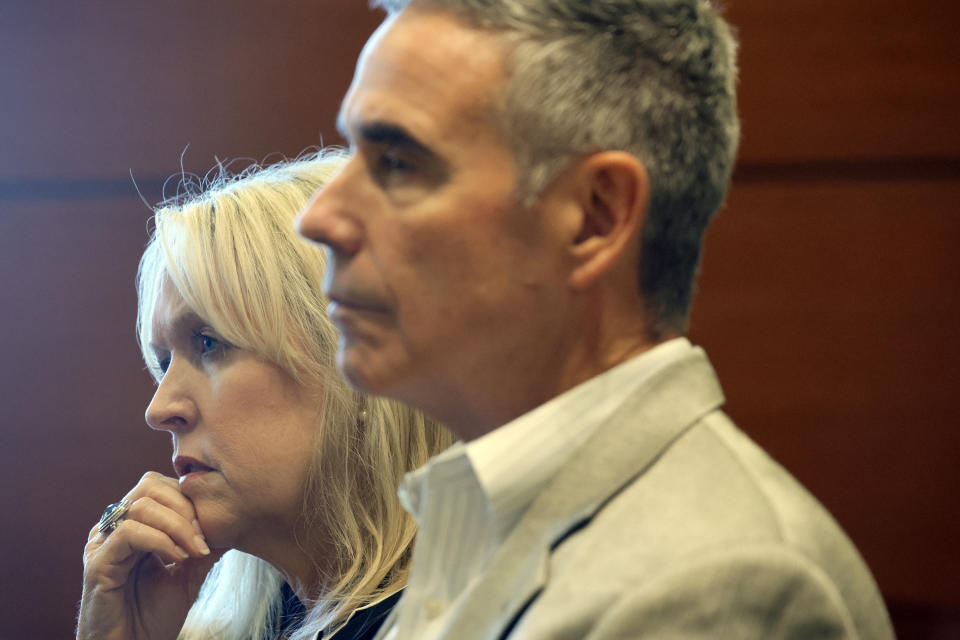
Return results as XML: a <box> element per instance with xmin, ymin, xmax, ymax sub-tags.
<box><xmin>178</xmin><ymin>469</ymin><xmax>212</xmax><ymax>488</ymax></box>
<box><xmin>173</xmin><ymin>455</ymin><xmax>215</xmax><ymax>479</ymax></box>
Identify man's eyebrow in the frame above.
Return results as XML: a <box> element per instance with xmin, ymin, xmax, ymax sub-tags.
<box><xmin>337</xmin><ymin>107</ymin><xmax>430</xmax><ymax>150</ymax></box>
<box><xmin>337</xmin><ymin>114</ymin><xmax>450</xmax><ymax>179</ymax></box>
<box><xmin>358</xmin><ymin>121</ymin><xmax>432</xmax><ymax>154</ymax></box>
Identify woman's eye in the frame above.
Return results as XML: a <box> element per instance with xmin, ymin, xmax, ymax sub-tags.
<box><xmin>149</xmin><ymin>349</ymin><xmax>170</xmax><ymax>378</ymax></box>
<box><xmin>199</xmin><ymin>334</ymin><xmax>219</xmax><ymax>353</ymax></box>
<box><xmin>192</xmin><ymin>330</ymin><xmax>227</xmax><ymax>359</ymax></box>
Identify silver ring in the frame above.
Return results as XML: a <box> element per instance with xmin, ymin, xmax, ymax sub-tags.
<box><xmin>98</xmin><ymin>499</ymin><xmax>131</xmax><ymax>536</ymax></box>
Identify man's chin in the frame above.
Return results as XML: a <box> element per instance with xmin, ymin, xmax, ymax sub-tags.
<box><xmin>337</xmin><ymin>348</ymin><xmax>383</xmax><ymax>394</ymax></box>
<box><xmin>337</xmin><ymin>344</ymin><xmax>415</xmax><ymax>400</ymax></box>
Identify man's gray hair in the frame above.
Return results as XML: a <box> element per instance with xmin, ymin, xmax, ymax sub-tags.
<box><xmin>374</xmin><ymin>0</ymin><xmax>740</xmax><ymax>337</ymax></box>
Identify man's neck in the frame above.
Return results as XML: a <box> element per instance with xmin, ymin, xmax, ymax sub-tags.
<box><xmin>445</xmin><ymin>331</ymin><xmax>669</xmax><ymax>442</ymax></box>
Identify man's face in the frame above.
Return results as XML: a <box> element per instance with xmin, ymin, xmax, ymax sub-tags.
<box><xmin>298</xmin><ymin>9</ymin><xmax>576</xmax><ymax>434</ymax></box>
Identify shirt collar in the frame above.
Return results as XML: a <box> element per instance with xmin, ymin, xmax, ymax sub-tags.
<box><xmin>401</xmin><ymin>337</ymin><xmax>693</xmax><ymax>543</ymax></box>
<box><xmin>466</xmin><ymin>337</ymin><xmax>693</xmax><ymax>541</ymax></box>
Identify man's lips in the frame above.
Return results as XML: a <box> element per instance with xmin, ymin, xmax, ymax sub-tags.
<box><xmin>173</xmin><ymin>455</ymin><xmax>215</xmax><ymax>478</ymax></box>
<box><xmin>327</xmin><ymin>293</ymin><xmax>390</xmax><ymax>316</ymax></box>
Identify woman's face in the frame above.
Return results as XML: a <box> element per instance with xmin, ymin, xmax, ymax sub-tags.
<box><xmin>144</xmin><ymin>277</ymin><xmax>321</xmax><ymax>553</ymax></box>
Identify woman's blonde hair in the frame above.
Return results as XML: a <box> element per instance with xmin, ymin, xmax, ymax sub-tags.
<box><xmin>136</xmin><ymin>150</ymin><xmax>454</xmax><ymax>639</ymax></box>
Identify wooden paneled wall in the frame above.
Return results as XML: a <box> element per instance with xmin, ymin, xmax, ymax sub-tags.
<box><xmin>1</xmin><ymin>1</ymin><xmax>956</xmax><ymax>638</ymax></box>
<box><xmin>702</xmin><ymin>0</ymin><xmax>960</xmax><ymax>614</ymax></box>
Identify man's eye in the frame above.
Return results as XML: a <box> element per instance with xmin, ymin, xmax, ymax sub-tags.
<box><xmin>379</xmin><ymin>150</ymin><xmax>415</xmax><ymax>174</ymax></box>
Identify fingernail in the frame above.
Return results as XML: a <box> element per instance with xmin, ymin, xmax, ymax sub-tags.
<box><xmin>194</xmin><ymin>535</ymin><xmax>210</xmax><ymax>555</ymax></box>
<box><xmin>174</xmin><ymin>545</ymin><xmax>190</xmax><ymax>560</ymax></box>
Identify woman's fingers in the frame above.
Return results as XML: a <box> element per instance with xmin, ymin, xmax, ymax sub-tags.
<box><xmin>84</xmin><ymin>519</ymin><xmax>190</xmax><ymax>589</ymax></box>
<box><xmin>87</xmin><ymin>471</ymin><xmax>209</xmax><ymax>555</ymax></box>
<box><xmin>79</xmin><ymin>471</ymin><xmax>219</xmax><ymax>640</ymax></box>
<box><xmin>128</xmin><ymin>471</ymin><xmax>198</xmax><ymax>525</ymax></box>
<box><xmin>126</xmin><ymin>495</ymin><xmax>210</xmax><ymax>557</ymax></box>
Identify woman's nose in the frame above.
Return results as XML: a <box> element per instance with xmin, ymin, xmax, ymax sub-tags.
<box><xmin>144</xmin><ymin>357</ymin><xmax>197</xmax><ymax>433</ymax></box>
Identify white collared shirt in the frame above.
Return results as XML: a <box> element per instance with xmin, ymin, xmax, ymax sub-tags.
<box><xmin>384</xmin><ymin>338</ymin><xmax>694</xmax><ymax>640</ymax></box>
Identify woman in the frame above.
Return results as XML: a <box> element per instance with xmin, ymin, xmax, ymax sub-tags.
<box><xmin>77</xmin><ymin>151</ymin><xmax>453</xmax><ymax>640</ymax></box>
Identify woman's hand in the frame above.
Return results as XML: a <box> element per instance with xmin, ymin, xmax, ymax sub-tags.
<box><xmin>77</xmin><ymin>471</ymin><xmax>224</xmax><ymax>640</ymax></box>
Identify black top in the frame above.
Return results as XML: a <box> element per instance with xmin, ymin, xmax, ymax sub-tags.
<box><xmin>277</xmin><ymin>582</ymin><xmax>307</xmax><ymax>635</ymax></box>
<box><xmin>277</xmin><ymin>583</ymin><xmax>402</xmax><ymax>640</ymax></box>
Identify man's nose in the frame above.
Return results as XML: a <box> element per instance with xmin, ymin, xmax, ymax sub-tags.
<box><xmin>297</xmin><ymin>174</ymin><xmax>365</xmax><ymax>257</ymax></box>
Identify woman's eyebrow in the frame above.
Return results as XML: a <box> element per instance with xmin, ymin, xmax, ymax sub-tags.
<box><xmin>152</xmin><ymin>307</ymin><xmax>206</xmax><ymax>343</ymax></box>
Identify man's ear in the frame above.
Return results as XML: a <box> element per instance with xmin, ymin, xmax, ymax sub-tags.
<box><xmin>568</xmin><ymin>151</ymin><xmax>649</xmax><ymax>291</ymax></box>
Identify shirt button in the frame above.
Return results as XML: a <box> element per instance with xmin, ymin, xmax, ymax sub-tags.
<box><xmin>424</xmin><ymin>597</ymin><xmax>446</xmax><ymax>620</ymax></box>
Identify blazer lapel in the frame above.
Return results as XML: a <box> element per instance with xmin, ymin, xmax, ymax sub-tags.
<box><xmin>438</xmin><ymin>348</ymin><xmax>725</xmax><ymax>640</ymax></box>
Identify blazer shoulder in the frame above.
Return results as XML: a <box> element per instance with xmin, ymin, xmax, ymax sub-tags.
<box><xmin>522</xmin><ymin>409</ymin><xmax>893</xmax><ymax>640</ymax></box>
<box><xmin>581</xmin><ymin>544</ymin><xmax>892</xmax><ymax>640</ymax></box>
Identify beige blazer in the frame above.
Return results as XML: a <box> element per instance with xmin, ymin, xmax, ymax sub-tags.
<box><xmin>383</xmin><ymin>348</ymin><xmax>895</xmax><ymax>639</ymax></box>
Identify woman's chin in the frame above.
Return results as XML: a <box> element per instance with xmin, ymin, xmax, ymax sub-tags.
<box><xmin>193</xmin><ymin>508</ymin><xmax>240</xmax><ymax>551</ymax></box>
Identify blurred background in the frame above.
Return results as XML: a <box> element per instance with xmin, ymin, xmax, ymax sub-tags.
<box><xmin>0</xmin><ymin>1</ymin><xmax>957</xmax><ymax>638</ymax></box>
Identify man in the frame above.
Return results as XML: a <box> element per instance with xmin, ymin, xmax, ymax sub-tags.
<box><xmin>298</xmin><ymin>0</ymin><xmax>894</xmax><ymax>638</ymax></box>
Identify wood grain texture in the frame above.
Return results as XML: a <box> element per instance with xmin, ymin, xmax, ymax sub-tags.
<box><xmin>727</xmin><ymin>0</ymin><xmax>960</xmax><ymax>163</ymax></box>
<box><xmin>0</xmin><ymin>199</ymin><xmax>164</xmax><ymax>637</ymax></box>
<box><xmin>0</xmin><ymin>0</ymin><xmax>957</xmax><ymax>637</ymax></box>
<box><xmin>0</xmin><ymin>0</ymin><xmax>381</xmax><ymax>181</ymax></box>
<box><xmin>691</xmin><ymin>178</ymin><xmax>960</xmax><ymax>607</ymax></box>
